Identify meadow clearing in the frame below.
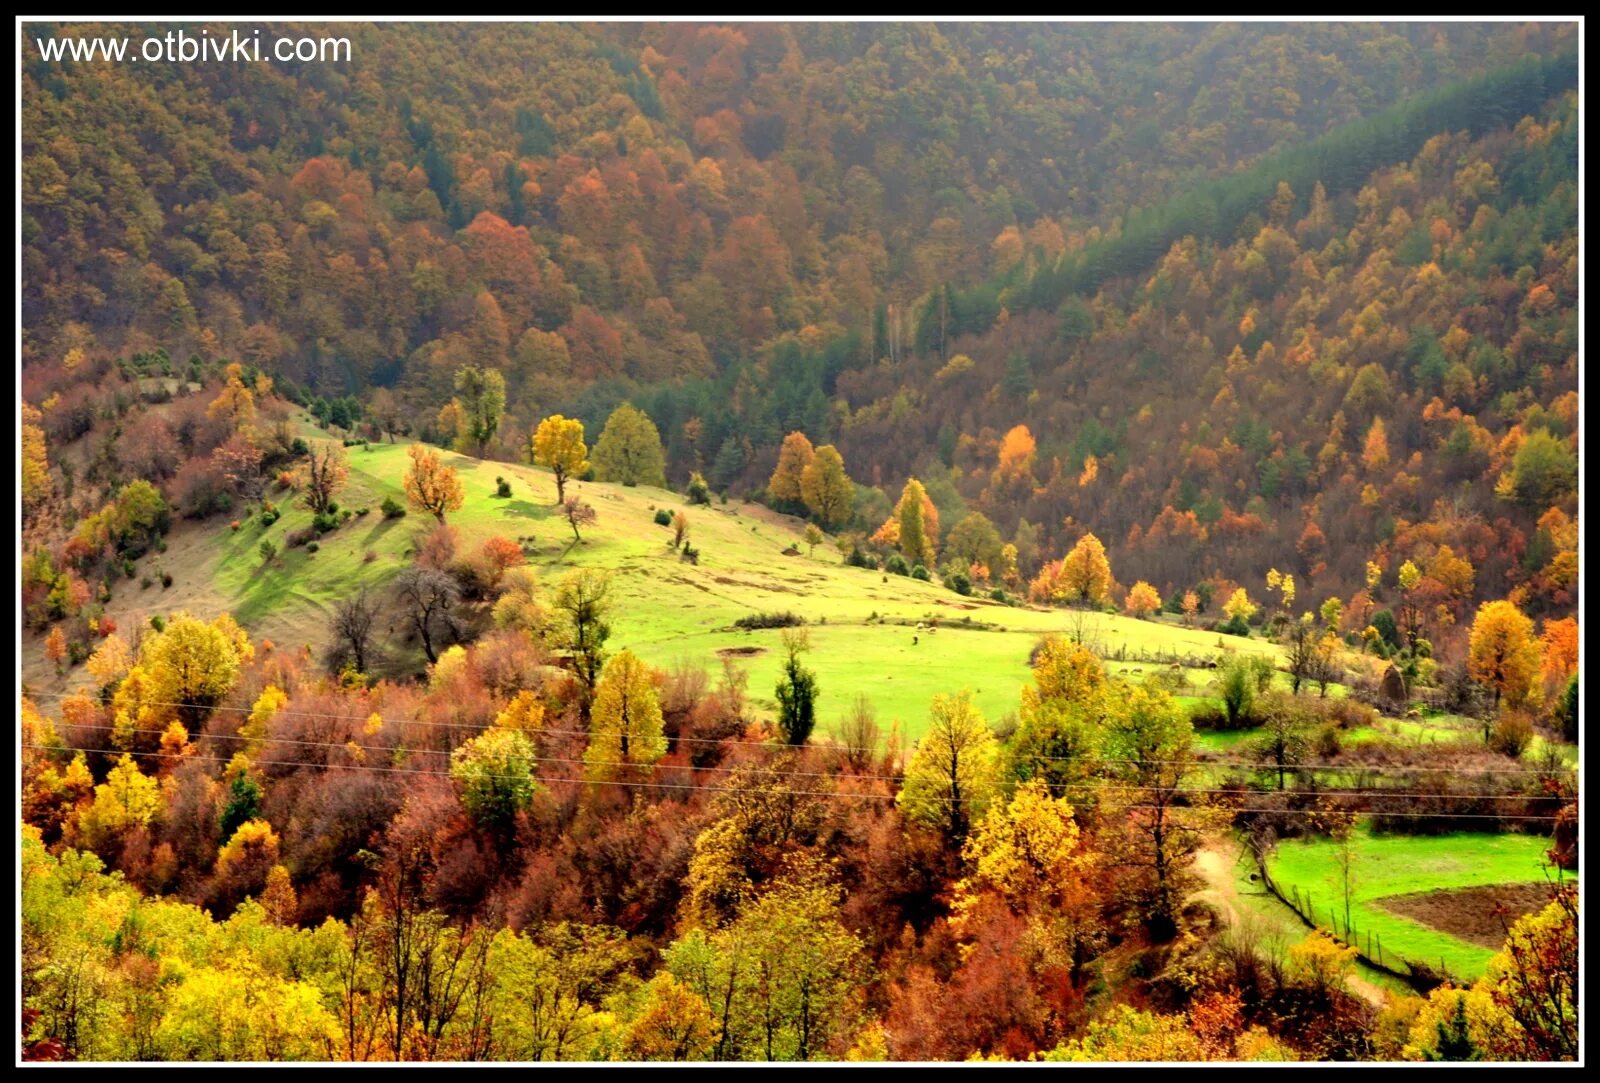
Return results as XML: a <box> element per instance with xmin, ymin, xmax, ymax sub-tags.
<box><xmin>29</xmin><ymin>427</ymin><xmax>1283</xmax><ymax>743</ymax></box>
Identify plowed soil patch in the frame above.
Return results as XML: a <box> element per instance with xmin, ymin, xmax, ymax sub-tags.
<box><xmin>1374</xmin><ymin>882</ymin><xmax>1563</xmax><ymax>948</ymax></box>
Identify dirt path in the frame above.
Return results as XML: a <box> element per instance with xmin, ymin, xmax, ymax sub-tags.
<box><xmin>1190</xmin><ymin>840</ymin><xmax>1389</xmax><ymax>1009</ymax></box>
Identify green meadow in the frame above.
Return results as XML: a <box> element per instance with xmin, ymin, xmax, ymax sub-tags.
<box><xmin>58</xmin><ymin>426</ymin><xmax>1283</xmax><ymax>743</ymax></box>
<box><xmin>1266</xmin><ymin>824</ymin><xmax>1570</xmax><ymax>981</ymax></box>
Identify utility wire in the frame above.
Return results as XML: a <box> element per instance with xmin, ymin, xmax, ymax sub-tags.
<box><xmin>24</xmin><ymin>691</ymin><xmax>1577</xmax><ymax>778</ymax></box>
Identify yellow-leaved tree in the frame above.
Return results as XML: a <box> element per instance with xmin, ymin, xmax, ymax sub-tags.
<box><xmin>585</xmin><ymin>649</ymin><xmax>666</xmax><ymax>777</ymax></box>
<box><xmin>1467</xmin><ymin>599</ymin><xmax>1541</xmax><ymax>711</ymax></box>
<box><xmin>531</xmin><ymin>414</ymin><xmax>588</xmax><ymax>504</ymax></box>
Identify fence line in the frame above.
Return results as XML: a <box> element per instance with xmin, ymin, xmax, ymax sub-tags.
<box><xmin>1251</xmin><ymin>848</ymin><xmax>1437</xmax><ymax>989</ymax></box>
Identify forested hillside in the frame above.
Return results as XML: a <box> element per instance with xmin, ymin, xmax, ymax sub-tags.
<box><xmin>17</xmin><ymin>22</ymin><xmax>1580</xmax><ymax>1065</ymax></box>
<box><xmin>21</xmin><ymin>22</ymin><xmax>1578</xmax><ymax>635</ymax></box>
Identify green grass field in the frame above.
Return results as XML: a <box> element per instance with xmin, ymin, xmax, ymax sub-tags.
<box><xmin>1266</xmin><ymin>824</ymin><xmax>1570</xmax><ymax>981</ymax></box>
<box><xmin>29</xmin><ymin>423</ymin><xmax>1284</xmax><ymax>743</ymax></box>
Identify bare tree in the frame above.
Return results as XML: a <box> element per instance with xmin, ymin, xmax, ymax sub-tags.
<box><xmin>833</xmin><ymin>693</ymin><xmax>880</xmax><ymax>775</ymax></box>
<box><xmin>562</xmin><ymin>496</ymin><xmax>596</xmax><ymax>545</ymax></box>
<box><xmin>394</xmin><ymin>567</ymin><xmax>460</xmax><ymax>664</ymax></box>
<box><xmin>331</xmin><ymin>589</ymin><xmax>381</xmax><ymax>674</ymax></box>
<box><xmin>1284</xmin><ymin>617</ymin><xmax>1319</xmax><ymax>695</ymax></box>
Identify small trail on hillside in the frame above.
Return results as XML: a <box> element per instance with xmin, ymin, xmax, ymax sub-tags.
<box><xmin>1190</xmin><ymin>840</ymin><xmax>1388</xmax><ymax>1009</ymax></box>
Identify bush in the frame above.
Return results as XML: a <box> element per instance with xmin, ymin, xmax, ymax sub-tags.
<box><xmin>686</xmin><ymin>472</ymin><xmax>712</xmax><ymax>505</ymax></box>
<box><xmin>259</xmin><ymin>507</ymin><xmax>281</xmax><ymax>528</ymax></box>
<box><xmin>305</xmin><ymin>541</ymin><xmax>320</xmax><ymax>553</ymax></box>
<box><xmin>989</xmin><ymin>587</ymin><xmax>1008</xmax><ymax>604</ymax></box>
<box><xmin>160</xmin><ymin>572</ymin><xmax>173</xmax><ymax>588</ymax></box>
<box><xmin>140</xmin><ymin>576</ymin><xmax>153</xmax><ymax>590</ymax></box>
<box><xmin>170</xmin><ymin>458</ymin><xmax>231</xmax><ymax>519</ymax></box>
<box><xmin>1188</xmin><ymin>703</ymin><xmax>1239</xmax><ymax>731</ymax></box>
<box><xmin>1489</xmin><ymin>710</ymin><xmax>1534</xmax><ymax>758</ymax></box>
<box><xmin>886</xmin><ymin>554</ymin><xmax>910</xmax><ymax>576</ymax></box>
<box><xmin>149</xmin><ymin>615</ymin><xmax>165</xmax><ymax>633</ymax></box>
<box><xmin>946</xmin><ymin>570</ymin><xmax>971</xmax><ymax>595</ymax></box>
<box><xmin>495</xmin><ymin>476</ymin><xmax>512</xmax><ymax>498</ymax></box>
<box><xmin>123</xmin><ymin>559</ymin><xmax>137</xmax><ymax>579</ymax></box>
<box><xmin>311</xmin><ymin>510</ymin><xmax>341</xmax><ymax>535</ymax></box>
<box><xmin>1313</xmin><ymin>722</ymin><xmax>1342</xmax><ymax>758</ymax></box>
<box><xmin>258</xmin><ymin>539</ymin><xmax>278</xmax><ymax>564</ymax></box>
<box><xmin>1218</xmin><ymin>615</ymin><xmax>1251</xmax><ymax>637</ymax></box>
<box><xmin>680</xmin><ymin>544</ymin><xmax>699</xmax><ymax>564</ymax></box>
<box><xmin>846</xmin><ymin>547</ymin><xmax>879</xmax><ymax>570</ymax></box>
<box><xmin>354</xmin><ymin>507</ymin><xmax>370</xmax><ymax>517</ymax></box>
<box><xmin>381</xmin><ymin>496</ymin><xmax>406</xmax><ymax>520</ymax></box>
<box><xmin>285</xmin><ymin>527</ymin><xmax>316</xmax><ymax>548</ymax></box>
<box><xmin>653</xmin><ymin>508</ymin><xmax>673</xmax><ymax>526</ymax></box>
<box><xmin>910</xmin><ymin>564</ymin><xmax>930</xmax><ymax>581</ymax></box>
<box><xmin>733</xmin><ymin>611</ymin><xmax>805</xmax><ymax>630</ymax></box>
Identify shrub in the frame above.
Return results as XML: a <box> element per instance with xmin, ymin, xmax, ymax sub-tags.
<box><xmin>160</xmin><ymin>572</ymin><xmax>173</xmax><ymax>588</ymax></box>
<box><xmin>733</xmin><ymin>611</ymin><xmax>804</xmax><ymax>630</ymax></box>
<box><xmin>886</xmin><ymin>554</ymin><xmax>910</xmax><ymax>576</ymax></box>
<box><xmin>653</xmin><ymin>508</ymin><xmax>673</xmax><ymax>526</ymax></box>
<box><xmin>285</xmin><ymin>527</ymin><xmax>316</xmax><ymax>548</ymax></box>
<box><xmin>686</xmin><ymin>472</ymin><xmax>711</xmax><ymax>505</ymax></box>
<box><xmin>1218</xmin><ymin>615</ymin><xmax>1251</xmax><ymax>637</ymax></box>
<box><xmin>364</xmin><ymin>549</ymin><xmax>378</xmax><ymax>563</ymax></box>
<box><xmin>354</xmin><ymin>507</ymin><xmax>370</xmax><ymax>517</ymax></box>
<box><xmin>910</xmin><ymin>564</ymin><xmax>930</xmax><ymax>581</ymax></box>
<box><xmin>230</xmin><ymin>519</ymin><xmax>242</xmax><ymax>532</ymax></box>
<box><xmin>1188</xmin><ymin>703</ymin><xmax>1237</xmax><ymax>731</ymax></box>
<box><xmin>381</xmin><ymin>495</ymin><xmax>406</xmax><ymax>520</ymax></box>
<box><xmin>311</xmin><ymin>510</ymin><xmax>341</xmax><ymax>535</ymax></box>
<box><xmin>170</xmin><ymin>458</ymin><xmax>231</xmax><ymax>519</ymax></box>
<box><xmin>259</xmin><ymin>507</ymin><xmax>281</xmax><ymax>528</ymax></box>
<box><xmin>1313</xmin><ymin>722</ymin><xmax>1342</xmax><ymax>758</ymax></box>
<box><xmin>495</xmin><ymin>476</ymin><xmax>512</xmax><ymax>498</ymax></box>
<box><xmin>140</xmin><ymin>576</ymin><xmax>153</xmax><ymax>589</ymax></box>
<box><xmin>1489</xmin><ymin>709</ymin><xmax>1534</xmax><ymax>758</ymax></box>
<box><xmin>123</xmin><ymin>559</ymin><xmax>137</xmax><ymax>579</ymax></box>
<box><xmin>149</xmin><ymin>615</ymin><xmax>165</xmax><ymax>632</ymax></box>
<box><xmin>846</xmin><ymin>547</ymin><xmax>879</xmax><ymax>570</ymax></box>
<box><xmin>305</xmin><ymin>541</ymin><xmax>320</xmax><ymax>553</ymax></box>
<box><xmin>680</xmin><ymin>544</ymin><xmax>700</xmax><ymax>564</ymax></box>
<box><xmin>258</xmin><ymin>539</ymin><xmax>278</xmax><ymax>564</ymax></box>
<box><xmin>946</xmin><ymin>570</ymin><xmax>971</xmax><ymax>595</ymax></box>
<box><xmin>989</xmin><ymin>587</ymin><xmax>1008</xmax><ymax>604</ymax></box>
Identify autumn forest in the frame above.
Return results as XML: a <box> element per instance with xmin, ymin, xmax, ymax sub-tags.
<box><xmin>17</xmin><ymin>20</ymin><xmax>1580</xmax><ymax>1065</ymax></box>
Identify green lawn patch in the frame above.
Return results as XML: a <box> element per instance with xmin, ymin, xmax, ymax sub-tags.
<box><xmin>1265</xmin><ymin>823</ymin><xmax>1570</xmax><ymax>981</ymax></box>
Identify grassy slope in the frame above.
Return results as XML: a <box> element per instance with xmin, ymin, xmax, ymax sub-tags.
<box><xmin>26</xmin><ymin>424</ymin><xmax>1282</xmax><ymax>742</ymax></box>
<box><xmin>1265</xmin><ymin>824</ymin><xmax>1570</xmax><ymax>981</ymax></box>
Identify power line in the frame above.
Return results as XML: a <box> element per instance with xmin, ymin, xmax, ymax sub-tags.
<box><xmin>24</xmin><ymin>743</ymin><xmax>1571</xmax><ymax>821</ymax></box>
<box><xmin>24</xmin><ymin>691</ymin><xmax>1577</xmax><ymax>778</ymax></box>
<box><xmin>46</xmin><ymin>719</ymin><xmax>1565</xmax><ymax>803</ymax></box>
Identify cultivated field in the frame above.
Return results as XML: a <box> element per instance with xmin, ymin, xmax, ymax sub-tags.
<box><xmin>1265</xmin><ymin>825</ymin><xmax>1572</xmax><ymax>981</ymax></box>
